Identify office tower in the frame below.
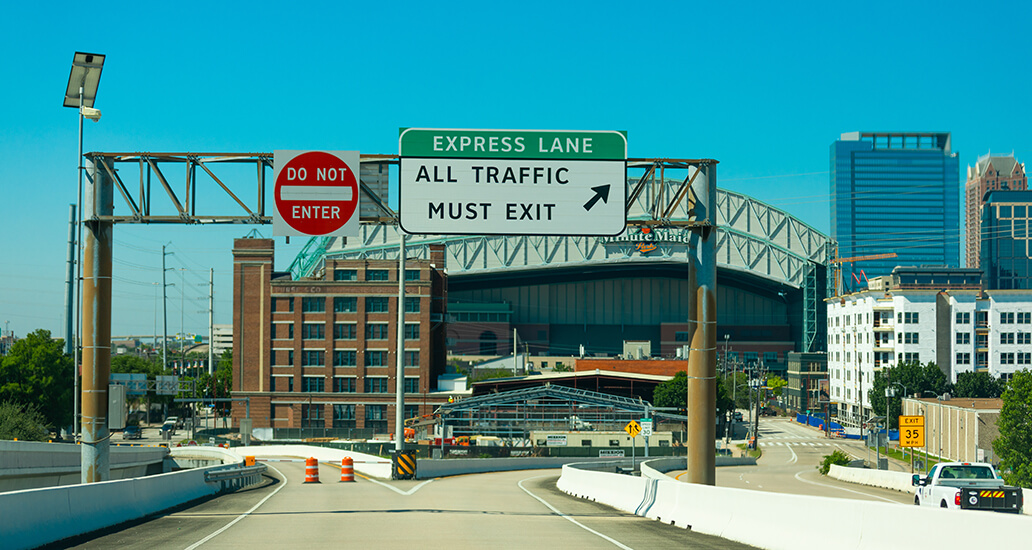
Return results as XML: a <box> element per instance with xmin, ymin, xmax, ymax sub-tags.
<box><xmin>981</xmin><ymin>190</ymin><xmax>1032</xmax><ymax>289</ymax></box>
<box><xmin>831</xmin><ymin>132</ymin><xmax>960</xmax><ymax>288</ymax></box>
<box><xmin>965</xmin><ymin>153</ymin><xmax>1027</xmax><ymax>269</ymax></box>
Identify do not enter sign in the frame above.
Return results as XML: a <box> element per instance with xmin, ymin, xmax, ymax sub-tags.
<box><xmin>273</xmin><ymin>150</ymin><xmax>361</xmax><ymax>236</ymax></box>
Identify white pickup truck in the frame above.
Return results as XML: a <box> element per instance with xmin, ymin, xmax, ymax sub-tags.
<box><xmin>912</xmin><ymin>462</ymin><xmax>1023</xmax><ymax>513</ymax></box>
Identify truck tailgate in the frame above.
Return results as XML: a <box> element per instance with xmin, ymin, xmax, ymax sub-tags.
<box><xmin>959</xmin><ymin>488</ymin><xmax>1023</xmax><ymax>513</ymax></box>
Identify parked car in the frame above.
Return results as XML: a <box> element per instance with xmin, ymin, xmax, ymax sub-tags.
<box><xmin>122</xmin><ymin>425</ymin><xmax>142</xmax><ymax>440</ymax></box>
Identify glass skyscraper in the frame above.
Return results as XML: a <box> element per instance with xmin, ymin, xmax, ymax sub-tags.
<box><xmin>981</xmin><ymin>190</ymin><xmax>1032</xmax><ymax>289</ymax></box>
<box><xmin>831</xmin><ymin>132</ymin><xmax>960</xmax><ymax>289</ymax></box>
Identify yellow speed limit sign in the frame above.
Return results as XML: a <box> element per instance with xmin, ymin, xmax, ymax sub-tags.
<box><xmin>899</xmin><ymin>415</ymin><xmax>925</xmax><ymax>448</ymax></box>
<box><xmin>624</xmin><ymin>420</ymin><xmax>642</xmax><ymax>438</ymax></box>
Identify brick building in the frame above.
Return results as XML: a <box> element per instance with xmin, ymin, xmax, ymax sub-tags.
<box><xmin>230</xmin><ymin>238</ymin><xmax>449</xmax><ymax>436</ymax></box>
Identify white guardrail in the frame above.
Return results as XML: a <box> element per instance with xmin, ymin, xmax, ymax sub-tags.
<box><xmin>0</xmin><ymin>446</ymin><xmax>265</xmax><ymax>550</ymax></box>
<box><xmin>558</xmin><ymin>459</ymin><xmax>1032</xmax><ymax>550</ymax></box>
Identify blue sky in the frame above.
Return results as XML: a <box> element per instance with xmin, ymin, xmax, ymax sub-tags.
<box><xmin>1</xmin><ymin>1</ymin><xmax>1030</xmax><ymax>339</ymax></box>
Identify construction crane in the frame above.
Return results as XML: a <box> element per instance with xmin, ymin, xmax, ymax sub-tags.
<box><xmin>830</xmin><ymin>252</ymin><xmax>898</xmax><ymax>295</ymax></box>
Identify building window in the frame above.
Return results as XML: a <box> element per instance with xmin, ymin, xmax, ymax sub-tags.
<box><xmin>1018</xmin><ymin>353</ymin><xmax>1032</xmax><ymax>365</ymax></box>
<box><xmin>675</xmin><ymin>332</ymin><xmax>690</xmax><ymax>342</ymax></box>
<box><xmin>903</xmin><ymin>333</ymin><xmax>919</xmax><ymax>344</ymax></box>
<box><xmin>403</xmin><ymin>377</ymin><xmax>419</xmax><ymax>393</ymax></box>
<box><xmin>405</xmin><ymin>269</ymin><xmax>420</xmax><ymax>281</ymax></box>
<box><xmin>334</xmin><ymin>297</ymin><xmax>357</xmax><ymax>313</ymax></box>
<box><xmin>334</xmin><ymin>269</ymin><xmax>357</xmax><ymax>281</ymax></box>
<box><xmin>956</xmin><ymin>353</ymin><xmax>971</xmax><ymax>365</ymax></box>
<box><xmin>744</xmin><ymin>352</ymin><xmax>758</xmax><ymax>365</ymax></box>
<box><xmin>333</xmin><ymin>350</ymin><xmax>356</xmax><ymax>367</ymax></box>
<box><xmin>302</xmin><ymin>297</ymin><xmax>325</xmax><ymax>313</ymax></box>
<box><xmin>404</xmin><ymin>297</ymin><xmax>420</xmax><ymax>313</ymax></box>
<box><xmin>1018</xmin><ymin>333</ymin><xmax>1032</xmax><ymax>345</ymax></box>
<box><xmin>956</xmin><ymin>312</ymin><xmax>971</xmax><ymax>324</ymax></box>
<box><xmin>1001</xmin><ymin>353</ymin><xmax>1015</xmax><ymax>365</ymax></box>
<box><xmin>273</xmin><ymin>297</ymin><xmax>294</xmax><ymax>313</ymax></box>
<box><xmin>404</xmin><ymin>404</ymin><xmax>419</xmax><ymax>420</ymax></box>
<box><xmin>903</xmin><ymin>352</ymin><xmax>920</xmax><ymax>363</ymax></box>
<box><xmin>366</xmin><ymin>323</ymin><xmax>390</xmax><ymax>340</ymax></box>
<box><xmin>404</xmin><ymin>324</ymin><xmax>419</xmax><ymax>340</ymax></box>
<box><xmin>365</xmin><ymin>350</ymin><xmax>387</xmax><ymax>367</ymax></box>
<box><xmin>333</xmin><ymin>404</ymin><xmax>356</xmax><ymax>428</ymax></box>
<box><xmin>302</xmin><ymin>323</ymin><xmax>325</xmax><ymax>340</ymax></box>
<box><xmin>334</xmin><ymin>323</ymin><xmax>356</xmax><ymax>340</ymax></box>
<box><xmin>404</xmin><ymin>350</ymin><xmax>420</xmax><ymax>367</ymax></box>
<box><xmin>479</xmin><ymin>331</ymin><xmax>497</xmax><ymax>355</ymax></box>
<box><xmin>366</xmin><ymin>269</ymin><xmax>390</xmax><ymax>281</ymax></box>
<box><xmin>1001</xmin><ymin>312</ymin><xmax>1015</xmax><ymax>324</ymax></box>
<box><xmin>302</xmin><ymin>350</ymin><xmax>324</xmax><ymax>366</ymax></box>
<box><xmin>956</xmin><ymin>333</ymin><xmax>970</xmax><ymax>345</ymax></box>
<box><xmin>333</xmin><ymin>376</ymin><xmax>356</xmax><ymax>392</ymax></box>
<box><xmin>288</xmin><ymin>350</ymin><xmax>294</xmax><ymax>367</ymax></box>
<box><xmin>301</xmin><ymin>404</ymin><xmax>324</xmax><ymax>428</ymax></box>
<box><xmin>365</xmin><ymin>377</ymin><xmax>389</xmax><ymax>393</ymax></box>
<box><xmin>366</xmin><ymin>297</ymin><xmax>389</xmax><ymax>313</ymax></box>
<box><xmin>1019</xmin><ymin>312</ymin><xmax>1031</xmax><ymax>324</ymax></box>
<box><xmin>976</xmin><ymin>311</ymin><xmax>989</xmax><ymax>327</ymax></box>
<box><xmin>1001</xmin><ymin>333</ymin><xmax>1015</xmax><ymax>345</ymax></box>
<box><xmin>976</xmin><ymin>334</ymin><xmax>989</xmax><ymax>347</ymax></box>
<box><xmin>904</xmin><ymin>312</ymin><xmax>919</xmax><ymax>324</ymax></box>
<box><xmin>301</xmin><ymin>376</ymin><xmax>325</xmax><ymax>392</ymax></box>
<box><xmin>365</xmin><ymin>405</ymin><xmax>388</xmax><ymax>432</ymax></box>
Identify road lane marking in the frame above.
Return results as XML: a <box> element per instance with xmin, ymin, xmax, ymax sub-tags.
<box><xmin>517</xmin><ymin>474</ymin><xmax>634</xmax><ymax>550</ymax></box>
<box><xmin>364</xmin><ymin>476</ymin><xmax>435</xmax><ymax>495</ymax></box>
<box><xmin>788</xmin><ymin>444</ymin><xmax>798</xmax><ymax>465</ymax></box>
<box><xmin>185</xmin><ymin>464</ymin><xmax>287</xmax><ymax>550</ymax></box>
<box><xmin>792</xmin><ymin>470</ymin><xmax>902</xmax><ymax>504</ymax></box>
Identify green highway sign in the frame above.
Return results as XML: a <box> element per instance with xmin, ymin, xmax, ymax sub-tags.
<box><xmin>399</xmin><ymin>128</ymin><xmax>627</xmax><ymax>236</ymax></box>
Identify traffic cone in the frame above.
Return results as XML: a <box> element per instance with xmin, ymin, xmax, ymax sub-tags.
<box><xmin>340</xmin><ymin>457</ymin><xmax>354</xmax><ymax>482</ymax></box>
<box><xmin>304</xmin><ymin>457</ymin><xmax>320</xmax><ymax>483</ymax></box>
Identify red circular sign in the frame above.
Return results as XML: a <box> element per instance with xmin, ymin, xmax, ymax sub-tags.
<box><xmin>275</xmin><ymin>151</ymin><xmax>359</xmax><ymax>235</ymax></box>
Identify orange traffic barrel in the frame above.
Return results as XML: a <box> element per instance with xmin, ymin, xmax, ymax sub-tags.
<box><xmin>244</xmin><ymin>456</ymin><xmax>256</xmax><ymax>467</ymax></box>
<box><xmin>340</xmin><ymin>457</ymin><xmax>355</xmax><ymax>482</ymax></box>
<box><xmin>304</xmin><ymin>457</ymin><xmax>320</xmax><ymax>483</ymax></box>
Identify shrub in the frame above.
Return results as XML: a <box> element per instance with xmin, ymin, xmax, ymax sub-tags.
<box><xmin>818</xmin><ymin>450</ymin><xmax>851</xmax><ymax>475</ymax></box>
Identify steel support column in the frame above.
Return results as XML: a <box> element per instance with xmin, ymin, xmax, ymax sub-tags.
<box><xmin>81</xmin><ymin>156</ymin><xmax>113</xmax><ymax>483</ymax></box>
<box><xmin>687</xmin><ymin>162</ymin><xmax>717</xmax><ymax>485</ymax></box>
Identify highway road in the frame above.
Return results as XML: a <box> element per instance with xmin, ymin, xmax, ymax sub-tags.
<box><xmin>58</xmin><ymin>461</ymin><xmax>759</xmax><ymax>550</ymax></box>
<box><xmin>704</xmin><ymin>417</ymin><xmax>915</xmax><ymax>505</ymax></box>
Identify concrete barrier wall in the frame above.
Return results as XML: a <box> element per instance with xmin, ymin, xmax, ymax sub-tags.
<box><xmin>235</xmin><ymin>445</ymin><xmax>394</xmax><ymax>479</ymax></box>
<box><xmin>415</xmin><ymin>457</ymin><xmax>630</xmax><ymax>479</ymax></box>
<box><xmin>827</xmin><ymin>464</ymin><xmax>914</xmax><ymax>493</ymax></box>
<box><xmin>0</xmin><ymin>440</ymin><xmax>169</xmax><ymax>492</ymax></box>
<box><xmin>559</xmin><ymin>463</ymin><xmax>1032</xmax><ymax>550</ymax></box>
<box><xmin>0</xmin><ymin>467</ymin><xmax>218</xmax><ymax>550</ymax></box>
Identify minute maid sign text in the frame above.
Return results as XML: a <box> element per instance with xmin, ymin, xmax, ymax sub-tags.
<box><xmin>601</xmin><ymin>226</ymin><xmax>693</xmax><ymax>254</ymax></box>
<box><xmin>399</xmin><ymin>129</ymin><xmax>627</xmax><ymax>236</ymax></box>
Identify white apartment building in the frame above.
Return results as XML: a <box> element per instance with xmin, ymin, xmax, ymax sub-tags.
<box><xmin>212</xmin><ymin>324</ymin><xmax>233</xmax><ymax>356</ymax></box>
<box><xmin>828</xmin><ymin>282</ymin><xmax>1032</xmax><ymax>427</ymax></box>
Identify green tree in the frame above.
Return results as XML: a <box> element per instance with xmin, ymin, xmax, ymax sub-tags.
<box><xmin>993</xmin><ymin>370</ymin><xmax>1032</xmax><ymax>487</ymax></box>
<box><xmin>0</xmin><ymin>329</ymin><xmax>73</xmax><ymax>430</ymax></box>
<box><xmin>653</xmin><ymin>371</ymin><xmax>687</xmax><ymax>410</ymax></box>
<box><xmin>652</xmin><ymin>371</ymin><xmax>734</xmax><ymax>419</ymax></box>
<box><xmin>953</xmin><ymin>371</ymin><xmax>1004</xmax><ymax>399</ymax></box>
<box><xmin>871</xmin><ymin>361</ymin><xmax>952</xmax><ymax>429</ymax></box>
<box><xmin>0</xmin><ymin>401</ymin><xmax>50</xmax><ymax>441</ymax></box>
<box><xmin>766</xmin><ymin>375</ymin><xmax>787</xmax><ymax>398</ymax></box>
<box><xmin>111</xmin><ymin>354</ymin><xmax>163</xmax><ymax>377</ymax></box>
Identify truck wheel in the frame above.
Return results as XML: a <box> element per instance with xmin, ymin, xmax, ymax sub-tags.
<box><xmin>940</xmin><ymin>501</ymin><xmax>948</xmax><ymax>508</ymax></box>
<box><xmin>914</xmin><ymin>497</ymin><xmax>920</xmax><ymax>506</ymax></box>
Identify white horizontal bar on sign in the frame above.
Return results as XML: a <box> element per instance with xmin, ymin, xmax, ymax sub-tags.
<box><xmin>280</xmin><ymin>186</ymin><xmax>354</xmax><ymax>202</ymax></box>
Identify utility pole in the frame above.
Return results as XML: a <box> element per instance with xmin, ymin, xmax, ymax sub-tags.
<box><xmin>161</xmin><ymin>246</ymin><xmax>174</xmax><ymax>373</ymax></box>
<box><xmin>208</xmin><ymin>268</ymin><xmax>214</xmax><ymax>376</ymax></box>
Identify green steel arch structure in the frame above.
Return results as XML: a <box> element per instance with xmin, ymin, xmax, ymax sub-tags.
<box><xmin>289</xmin><ymin>174</ymin><xmax>832</xmax><ymax>353</ymax></box>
